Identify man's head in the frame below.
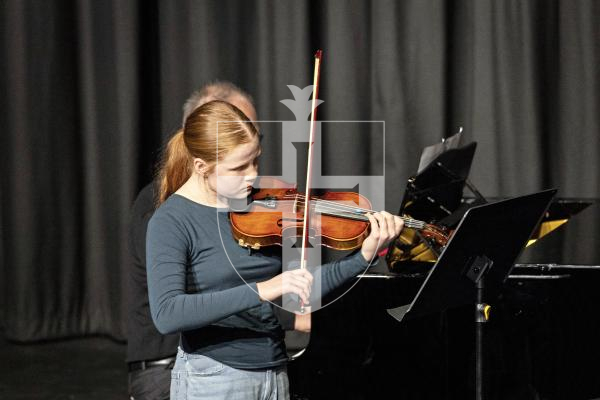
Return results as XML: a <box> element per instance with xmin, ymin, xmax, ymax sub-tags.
<box><xmin>182</xmin><ymin>81</ymin><xmax>257</xmax><ymax>125</ymax></box>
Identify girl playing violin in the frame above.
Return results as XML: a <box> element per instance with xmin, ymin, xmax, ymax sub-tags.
<box><xmin>146</xmin><ymin>100</ymin><xmax>403</xmax><ymax>400</ymax></box>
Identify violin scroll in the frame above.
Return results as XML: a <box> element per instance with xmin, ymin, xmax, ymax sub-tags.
<box><xmin>420</xmin><ymin>223</ymin><xmax>451</xmax><ymax>247</ymax></box>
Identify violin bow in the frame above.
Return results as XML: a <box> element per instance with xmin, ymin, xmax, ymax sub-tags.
<box><xmin>299</xmin><ymin>49</ymin><xmax>323</xmax><ymax>313</ymax></box>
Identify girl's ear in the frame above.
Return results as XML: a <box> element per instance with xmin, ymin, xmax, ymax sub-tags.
<box><xmin>192</xmin><ymin>158</ymin><xmax>208</xmax><ymax>176</ymax></box>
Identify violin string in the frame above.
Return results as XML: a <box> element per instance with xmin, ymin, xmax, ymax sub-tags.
<box><xmin>278</xmin><ymin>195</ymin><xmax>426</xmax><ymax>228</ymax></box>
<box><xmin>313</xmin><ymin>204</ymin><xmax>425</xmax><ymax>229</ymax></box>
<box><xmin>308</xmin><ymin>202</ymin><xmax>425</xmax><ymax>228</ymax></box>
<box><xmin>282</xmin><ymin>194</ymin><xmax>410</xmax><ymax>221</ymax></box>
<box><xmin>281</xmin><ymin>194</ymin><xmax>376</xmax><ymax>215</ymax></box>
<box><xmin>282</xmin><ymin>194</ymin><xmax>426</xmax><ymax>227</ymax></box>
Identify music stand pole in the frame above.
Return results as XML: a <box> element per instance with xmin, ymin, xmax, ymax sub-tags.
<box><xmin>465</xmin><ymin>255</ymin><xmax>493</xmax><ymax>400</ymax></box>
<box><xmin>476</xmin><ymin>276</ymin><xmax>485</xmax><ymax>400</ymax></box>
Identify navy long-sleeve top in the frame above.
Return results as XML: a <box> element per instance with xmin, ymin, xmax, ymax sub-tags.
<box><xmin>146</xmin><ymin>194</ymin><xmax>372</xmax><ymax>369</ymax></box>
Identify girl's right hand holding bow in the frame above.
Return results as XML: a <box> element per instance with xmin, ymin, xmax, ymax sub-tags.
<box><xmin>256</xmin><ymin>268</ymin><xmax>314</xmax><ymax>304</ymax></box>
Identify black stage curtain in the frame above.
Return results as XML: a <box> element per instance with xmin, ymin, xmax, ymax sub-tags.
<box><xmin>1</xmin><ymin>0</ymin><xmax>598</xmax><ymax>349</ymax></box>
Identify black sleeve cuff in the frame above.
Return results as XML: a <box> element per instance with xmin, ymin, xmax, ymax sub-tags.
<box><xmin>273</xmin><ymin>306</ymin><xmax>296</xmax><ymax>331</ymax></box>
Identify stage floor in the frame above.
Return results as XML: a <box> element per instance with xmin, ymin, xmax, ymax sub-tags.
<box><xmin>0</xmin><ymin>335</ymin><xmax>126</xmax><ymax>399</ymax></box>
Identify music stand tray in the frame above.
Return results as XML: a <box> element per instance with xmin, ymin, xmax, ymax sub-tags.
<box><xmin>387</xmin><ymin>189</ymin><xmax>557</xmax><ymax>400</ymax></box>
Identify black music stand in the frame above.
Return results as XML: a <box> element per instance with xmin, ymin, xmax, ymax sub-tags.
<box><xmin>401</xmin><ymin>142</ymin><xmax>480</xmax><ymax>223</ymax></box>
<box><xmin>387</xmin><ymin>189</ymin><xmax>557</xmax><ymax>400</ymax></box>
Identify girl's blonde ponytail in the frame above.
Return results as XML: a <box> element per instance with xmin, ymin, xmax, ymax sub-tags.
<box><xmin>156</xmin><ymin>129</ymin><xmax>192</xmax><ymax>206</ymax></box>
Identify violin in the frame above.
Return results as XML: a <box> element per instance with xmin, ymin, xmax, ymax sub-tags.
<box><xmin>229</xmin><ymin>177</ymin><xmax>451</xmax><ymax>251</ymax></box>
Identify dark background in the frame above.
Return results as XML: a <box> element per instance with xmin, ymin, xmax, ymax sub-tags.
<box><xmin>1</xmin><ymin>0</ymin><xmax>599</xmax><ymax>397</ymax></box>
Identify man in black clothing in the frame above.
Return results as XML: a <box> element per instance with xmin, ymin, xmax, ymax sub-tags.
<box><xmin>126</xmin><ymin>82</ymin><xmax>305</xmax><ymax>400</ymax></box>
<box><xmin>127</xmin><ymin>182</ymin><xmax>176</xmax><ymax>400</ymax></box>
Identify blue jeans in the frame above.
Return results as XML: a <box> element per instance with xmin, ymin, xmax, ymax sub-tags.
<box><xmin>171</xmin><ymin>348</ymin><xmax>289</xmax><ymax>400</ymax></box>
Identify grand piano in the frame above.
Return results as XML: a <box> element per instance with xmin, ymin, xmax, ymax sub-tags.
<box><xmin>287</xmin><ymin>139</ymin><xmax>600</xmax><ymax>400</ymax></box>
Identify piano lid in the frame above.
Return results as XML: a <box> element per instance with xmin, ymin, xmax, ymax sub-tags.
<box><xmin>517</xmin><ymin>198</ymin><xmax>591</xmax><ymax>247</ymax></box>
<box><xmin>388</xmin><ymin>137</ymin><xmax>593</xmax><ymax>270</ymax></box>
